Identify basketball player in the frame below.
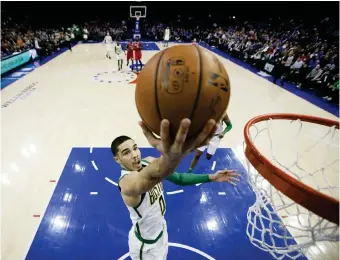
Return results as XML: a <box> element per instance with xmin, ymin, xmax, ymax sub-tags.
<box><xmin>188</xmin><ymin>113</ymin><xmax>232</xmax><ymax>173</ymax></box>
<box><xmin>134</xmin><ymin>36</ymin><xmax>143</xmax><ymax>72</ymax></box>
<box><xmin>111</xmin><ymin>118</ymin><xmax>240</xmax><ymax>260</ymax></box>
<box><xmin>126</xmin><ymin>39</ymin><xmax>134</xmax><ymax>69</ymax></box>
<box><xmin>163</xmin><ymin>27</ymin><xmax>170</xmax><ymax>47</ymax></box>
<box><xmin>115</xmin><ymin>41</ymin><xmax>124</xmax><ymax>71</ymax></box>
<box><xmin>103</xmin><ymin>32</ymin><xmax>113</xmax><ymax>59</ymax></box>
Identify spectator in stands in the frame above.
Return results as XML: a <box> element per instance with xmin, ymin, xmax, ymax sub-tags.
<box><xmin>288</xmin><ymin>57</ymin><xmax>304</xmax><ymax>83</ymax></box>
<box><xmin>305</xmin><ymin>64</ymin><xmax>323</xmax><ymax>89</ymax></box>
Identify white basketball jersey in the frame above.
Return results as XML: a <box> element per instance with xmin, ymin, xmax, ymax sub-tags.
<box><xmin>115</xmin><ymin>44</ymin><xmax>123</xmax><ymax>54</ymax></box>
<box><xmin>119</xmin><ymin>160</ymin><xmax>166</xmax><ymax>239</ymax></box>
<box><xmin>104</xmin><ymin>35</ymin><xmax>113</xmax><ymax>44</ymax></box>
<box><xmin>165</xmin><ymin>29</ymin><xmax>170</xmax><ymax>37</ymax></box>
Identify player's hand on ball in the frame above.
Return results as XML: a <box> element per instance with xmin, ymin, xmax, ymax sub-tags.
<box><xmin>209</xmin><ymin>169</ymin><xmax>241</xmax><ymax>185</ymax></box>
<box><xmin>139</xmin><ymin>118</ymin><xmax>217</xmax><ymax>161</ymax></box>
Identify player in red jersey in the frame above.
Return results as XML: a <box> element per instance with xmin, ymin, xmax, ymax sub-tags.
<box><xmin>134</xmin><ymin>36</ymin><xmax>143</xmax><ymax>72</ymax></box>
<box><xmin>126</xmin><ymin>40</ymin><xmax>134</xmax><ymax>69</ymax></box>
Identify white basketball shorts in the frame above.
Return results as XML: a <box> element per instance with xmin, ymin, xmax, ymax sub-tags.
<box><xmin>128</xmin><ymin>224</ymin><xmax>168</xmax><ymax>260</ymax></box>
<box><xmin>197</xmin><ymin>135</ymin><xmax>221</xmax><ymax>155</ymax></box>
<box><xmin>116</xmin><ymin>53</ymin><xmax>124</xmax><ymax>60</ymax></box>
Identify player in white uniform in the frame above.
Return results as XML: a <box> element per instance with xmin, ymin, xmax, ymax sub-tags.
<box><xmin>111</xmin><ymin>118</ymin><xmax>240</xmax><ymax>260</ymax></box>
<box><xmin>103</xmin><ymin>32</ymin><xmax>113</xmax><ymax>59</ymax></box>
<box><xmin>163</xmin><ymin>27</ymin><xmax>170</xmax><ymax>47</ymax></box>
<box><xmin>189</xmin><ymin>113</ymin><xmax>232</xmax><ymax>172</ymax></box>
<box><xmin>115</xmin><ymin>41</ymin><xmax>125</xmax><ymax>71</ymax></box>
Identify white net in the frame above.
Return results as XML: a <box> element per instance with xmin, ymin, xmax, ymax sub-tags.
<box><xmin>245</xmin><ymin>117</ymin><xmax>339</xmax><ymax>260</ymax></box>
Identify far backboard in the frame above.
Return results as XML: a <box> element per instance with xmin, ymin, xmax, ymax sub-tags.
<box><xmin>130</xmin><ymin>6</ymin><xmax>147</xmax><ymax>18</ymax></box>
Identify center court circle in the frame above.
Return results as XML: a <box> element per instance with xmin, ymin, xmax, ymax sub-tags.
<box><xmin>117</xmin><ymin>242</ymin><xmax>215</xmax><ymax>260</ymax></box>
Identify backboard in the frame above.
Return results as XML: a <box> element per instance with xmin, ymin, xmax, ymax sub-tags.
<box><xmin>130</xmin><ymin>6</ymin><xmax>147</xmax><ymax>18</ymax></box>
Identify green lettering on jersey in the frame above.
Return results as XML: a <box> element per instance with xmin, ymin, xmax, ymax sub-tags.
<box><xmin>148</xmin><ymin>183</ymin><xmax>162</xmax><ymax>205</ymax></box>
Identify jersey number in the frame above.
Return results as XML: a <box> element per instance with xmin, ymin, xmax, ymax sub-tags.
<box><xmin>159</xmin><ymin>195</ymin><xmax>165</xmax><ymax>216</ymax></box>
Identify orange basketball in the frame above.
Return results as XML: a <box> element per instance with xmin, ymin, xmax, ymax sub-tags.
<box><xmin>135</xmin><ymin>44</ymin><xmax>231</xmax><ymax>139</ymax></box>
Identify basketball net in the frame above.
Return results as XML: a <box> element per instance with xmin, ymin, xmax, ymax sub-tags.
<box><xmin>244</xmin><ymin>114</ymin><xmax>339</xmax><ymax>259</ymax></box>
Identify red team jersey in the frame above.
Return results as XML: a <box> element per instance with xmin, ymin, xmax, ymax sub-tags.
<box><xmin>127</xmin><ymin>43</ymin><xmax>134</xmax><ymax>59</ymax></box>
<box><xmin>134</xmin><ymin>41</ymin><xmax>142</xmax><ymax>60</ymax></box>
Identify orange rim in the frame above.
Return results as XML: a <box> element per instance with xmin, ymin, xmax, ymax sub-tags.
<box><xmin>244</xmin><ymin>113</ymin><xmax>339</xmax><ymax>225</ymax></box>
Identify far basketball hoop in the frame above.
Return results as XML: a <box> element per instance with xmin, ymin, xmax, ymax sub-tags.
<box><xmin>129</xmin><ymin>6</ymin><xmax>146</xmax><ymax>19</ymax></box>
<box><xmin>130</xmin><ymin>6</ymin><xmax>146</xmax><ymax>40</ymax></box>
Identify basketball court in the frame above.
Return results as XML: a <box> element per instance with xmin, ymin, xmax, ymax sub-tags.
<box><xmin>1</xmin><ymin>28</ymin><xmax>339</xmax><ymax>260</ymax></box>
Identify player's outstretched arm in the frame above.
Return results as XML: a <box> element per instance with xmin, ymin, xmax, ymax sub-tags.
<box><xmin>136</xmin><ymin>157</ymin><xmax>240</xmax><ymax>187</ymax></box>
<box><xmin>119</xmin><ymin>118</ymin><xmax>217</xmax><ymax>198</ymax></box>
<box><xmin>166</xmin><ymin>169</ymin><xmax>240</xmax><ymax>186</ymax></box>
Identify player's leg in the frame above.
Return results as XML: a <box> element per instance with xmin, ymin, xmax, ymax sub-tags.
<box><xmin>67</xmin><ymin>40</ymin><xmax>72</xmax><ymax>52</ymax></box>
<box><xmin>206</xmin><ymin>136</ymin><xmax>220</xmax><ymax>160</ymax></box>
<box><xmin>142</xmin><ymin>226</ymin><xmax>169</xmax><ymax>260</ymax></box>
<box><xmin>137</xmin><ymin>59</ymin><xmax>142</xmax><ymax>72</ymax></box>
<box><xmin>117</xmin><ymin>59</ymin><xmax>120</xmax><ymax>70</ymax></box>
<box><xmin>131</xmin><ymin>59</ymin><xmax>135</xmax><ymax>71</ymax></box>
<box><xmin>188</xmin><ymin>147</ymin><xmax>205</xmax><ymax>172</ymax></box>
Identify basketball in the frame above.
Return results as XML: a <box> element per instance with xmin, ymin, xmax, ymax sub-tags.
<box><xmin>135</xmin><ymin>44</ymin><xmax>231</xmax><ymax>139</ymax></box>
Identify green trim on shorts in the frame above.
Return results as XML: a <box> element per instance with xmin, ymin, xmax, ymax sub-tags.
<box><xmin>139</xmin><ymin>242</ymin><xmax>145</xmax><ymax>260</ymax></box>
<box><xmin>134</xmin><ymin>226</ymin><xmax>163</xmax><ymax>244</ymax></box>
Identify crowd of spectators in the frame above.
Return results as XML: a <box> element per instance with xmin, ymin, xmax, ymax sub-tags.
<box><xmin>2</xmin><ymin>16</ymin><xmax>338</xmax><ymax>104</ymax></box>
<box><xmin>201</xmin><ymin>19</ymin><xmax>339</xmax><ymax>103</ymax></box>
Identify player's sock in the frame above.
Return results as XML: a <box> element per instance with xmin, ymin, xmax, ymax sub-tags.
<box><xmin>188</xmin><ymin>168</ymin><xmax>192</xmax><ymax>173</ymax></box>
